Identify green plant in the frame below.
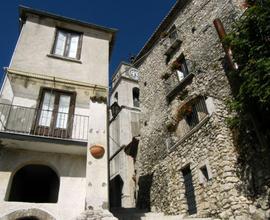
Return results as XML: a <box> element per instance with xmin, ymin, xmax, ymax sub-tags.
<box><xmin>224</xmin><ymin>0</ymin><xmax>270</xmax><ymax>128</ymax></box>
<box><xmin>170</xmin><ymin>60</ymin><xmax>181</xmax><ymax>71</ymax></box>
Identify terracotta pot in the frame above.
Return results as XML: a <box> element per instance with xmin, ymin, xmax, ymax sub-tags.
<box><xmin>90</xmin><ymin>145</ymin><xmax>105</xmax><ymax>159</ymax></box>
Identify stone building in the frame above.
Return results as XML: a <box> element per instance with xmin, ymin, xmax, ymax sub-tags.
<box><xmin>133</xmin><ymin>0</ymin><xmax>269</xmax><ymax>219</ymax></box>
<box><xmin>109</xmin><ymin>62</ymin><xmax>140</xmax><ymax>208</ymax></box>
<box><xmin>0</xmin><ymin>6</ymin><xmax>117</xmax><ymax>220</ymax></box>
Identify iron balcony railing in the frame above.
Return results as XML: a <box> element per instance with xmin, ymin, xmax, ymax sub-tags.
<box><xmin>0</xmin><ymin>103</ymin><xmax>89</xmax><ymax>141</ymax></box>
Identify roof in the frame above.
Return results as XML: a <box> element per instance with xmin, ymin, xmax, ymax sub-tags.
<box><xmin>112</xmin><ymin>61</ymin><xmax>132</xmax><ymax>81</ymax></box>
<box><xmin>133</xmin><ymin>0</ymin><xmax>189</xmax><ymax>66</ymax></box>
<box><xmin>19</xmin><ymin>5</ymin><xmax>118</xmax><ymax>58</ymax></box>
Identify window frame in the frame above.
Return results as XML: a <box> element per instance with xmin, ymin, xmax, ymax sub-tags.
<box><xmin>51</xmin><ymin>27</ymin><xmax>83</xmax><ymax>60</ymax></box>
<box><xmin>132</xmin><ymin>87</ymin><xmax>140</xmax><ymax>108</ymax></box>
<box><xmin>174</xmin><ymin>55</ymin><xmax>189</xmax><ymax>81</ymax></box>
<box><xmin>168</xmin><ymin>25</ymin><xmax>178</xmax><ymax>44</ymax></box>
<box><xmin>32</xmin><ymin>87</ymin><xmax>76</xmax><ymax>138</ymax></box>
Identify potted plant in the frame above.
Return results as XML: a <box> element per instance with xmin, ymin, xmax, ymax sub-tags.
<box><xmin>170</xmin><ymin>60</ymin><xmax>181</xmax><ymax>71</ymax></box>
<box><xmin>176</xmin><ymin>102</ymin><xmax>193</xmax><ymax>121</ymax></box>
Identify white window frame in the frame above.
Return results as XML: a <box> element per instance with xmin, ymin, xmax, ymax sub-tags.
<box><xmin>52</xmin><ymin>28</ymin><xmax>82</xmax><ymax>60</ymax></box>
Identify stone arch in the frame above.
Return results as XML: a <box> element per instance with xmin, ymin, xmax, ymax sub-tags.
<box><xmin>5</xmin><ymin>161</ymin><xmax>60</xmax><ymax>201</ymax></box>
<box><xmin>7</xmin><ymin>164</ymin><xmax>60</xmax><ymax>203</ymax></box>
<box><xmin>2</xmin><ymin>208</ymin><xmax>56</xmax><ymax>220</ymax></box>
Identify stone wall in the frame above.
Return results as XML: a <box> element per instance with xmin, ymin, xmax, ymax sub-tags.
<box><xmin>135</xmin><ymin>0</ymin><xmax>269</xmax><ymax>219</ymax></box>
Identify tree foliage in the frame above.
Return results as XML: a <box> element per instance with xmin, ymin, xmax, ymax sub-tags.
<box><xmin>225</xmin><ymin>0</ymin><xmax>270</xmax><ymax>129</ymax></box>
<box><xmin>224</xmin><ymin>1</ymin><xmax>270</xmax><ymax>197</ymax></box>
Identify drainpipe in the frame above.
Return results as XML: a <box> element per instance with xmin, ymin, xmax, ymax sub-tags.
<box><xmin>213</xmin><ymin>18</ymin><xmax>237</xmax><ymax>70</ymax></box>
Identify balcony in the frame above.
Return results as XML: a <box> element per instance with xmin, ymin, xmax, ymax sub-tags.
<box><xmin>0</xmin><ymin>103</ymin><xmax>89</xmax><ymax>155</ymax></box>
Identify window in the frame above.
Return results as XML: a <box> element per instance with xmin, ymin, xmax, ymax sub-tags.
<box><xmin>198</xmin><ymin>163</ymin><xmax>212</xmax><ymax>185</ymax></box>
<box><xmin>52</xmin><ymin>28</ymin><xmax>82</xmax><ymax>59</ymax></box>
<box><xmin>185</xmin><ymin>97</ymin><xmax>208</xmax><ymax>129</ymax></box>
<box><xmin>168</xmin><ymin>25</ymin><xmax>178</xmax><ymax>44</ymax></box>
<box><xmin>114</xmin><ymin>92</ymin><xmax>118</xmax><ymax>103</ymax></box>
<box><xmin>175</xmin><ymin>97</ymin><xmax>209</xmax><ymax>139</ymax></box>
<box><xmin>175</xmin><ymin>55</ymin><xmax>189</xmax><ymax>82</ymax></box>
<box><xmin>185</xmin><ymin>105</ymin><xmax>199</xmax><ymax>129</ymax></box>
<box><xmin>132</xmin><ymin>88</ymin><xmax>140</xmax><ymax>107</ymax></box>
<box><xmin>200</xmin><ymin>166</ymin><xmax>210</xmax><ymax>181</ymax></box>
<box><xmin>34</xmin><ymin>88</ymin><xmax>76</xmax><ymax>138</ymax></box>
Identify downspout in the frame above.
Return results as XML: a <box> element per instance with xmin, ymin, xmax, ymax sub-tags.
<box><xmin>213</xmin><ymin>18</ymin><xmax>237</xmax><ymax>70</ymax></box>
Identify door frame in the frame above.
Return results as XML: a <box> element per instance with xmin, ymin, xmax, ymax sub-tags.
<box><xmin>32</xmin><ymin>87</ymin><xmax>76</xmax><ymax>138</ymax></box>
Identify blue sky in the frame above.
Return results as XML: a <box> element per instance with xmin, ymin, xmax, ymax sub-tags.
<box><xmin>0</xmin><ymin>0</ymin><xmax>176</xmax><ymax>84</ymax></box>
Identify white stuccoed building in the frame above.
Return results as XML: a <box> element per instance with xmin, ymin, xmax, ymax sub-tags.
<box><xmin>0</xmin><ymin>6</ymin><xmax>117</xmax><ymax>220</ymax></box>
<box><xmin>109</xmin><ymin>62</ymin><xmax>140</xmax><ymax>209</ymax></box>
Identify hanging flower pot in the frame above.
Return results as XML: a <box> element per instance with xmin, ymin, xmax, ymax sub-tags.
<box><xmin>90</xmin><ymin>144</ymin><xmax>105</xmax><ymax>159</ymax></box>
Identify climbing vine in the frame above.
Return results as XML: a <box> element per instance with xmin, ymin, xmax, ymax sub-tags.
<box><xmin>225</xmin><ymin>0</ymin><xmax>270</xmax><ymax>130</ymax></box>
<box><xmin>224</xmin><ymin>0</ymin><xmax>270</xmax><ymax>198</ymax></box>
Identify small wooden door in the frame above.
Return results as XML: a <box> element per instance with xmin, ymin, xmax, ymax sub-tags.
<box><xmin>182</xmin><ymin>166</ymin><xmax>197</xmax><ymax>215</ymax></box>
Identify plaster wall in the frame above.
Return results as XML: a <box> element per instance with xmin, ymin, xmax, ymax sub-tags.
<box><xmin>0</xmin><ymin>7</ymin><xmax>112</xmax><ymax>219</ymax></box>
<box><xmin>86</xmin><ymin>100</ymin><xmax>109</xmax><ymax>210</ymax></box>
<box><xmin>111</xmin><ymin>79</ymin><xmax>139</xmax><ymax>108</ymax></box>
<box><xmin>10</xmin><ymin>14</ymin><xmax>110</xmax><ymax>87</ymax></box>
<box><xmin>0</xmin><ymin>77</ymin><xmax>90</xmax><ymax>142</ymax></box>
<box><xmin>0</xmin><ymin>149</ymin><xmax>86</xmax><ymax>220</ymax></box>
<box><xmin>109</xmin><ymin>107</ymin><xmax>140</xmax><ymax>208</ymax></box>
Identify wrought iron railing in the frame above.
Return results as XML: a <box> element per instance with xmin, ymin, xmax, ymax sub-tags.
<box><xmin>0</xmin><ymin>103</ymin><xmax>89</xmax><ymax>141</ymax></box>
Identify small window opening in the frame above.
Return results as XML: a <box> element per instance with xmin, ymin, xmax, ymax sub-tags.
<box><xmin>185</xmin><ymin>105</ymin><xmax>199</xmax><ymax>129</ymax></box>
<box><xmin>133</xmin><ymin>88</ymin><xmax>140</xmax><ymax>107</ymax></box>
<box><xmin>168</xmin><ymin>25</ymin><xmax>178</xmax><ymax>44</ymax></box>
<box><xmin>166</xmin><ymin>54</ymin><xmax>171</xmax><ymax>65</ymax></box>
<box><xmin>114</xmin><ymin>92</ymin><xmax>118</xmax><ymax>103</ymax></box>
<box><xmin>174</xmin><ymin>55</ymin><xmax>189</xmax><ymax>82</ymax></box>
<box><xmin>200</xmin><ymin>165</ymin><xmax>210</xmax><ymax>181</ymax></box>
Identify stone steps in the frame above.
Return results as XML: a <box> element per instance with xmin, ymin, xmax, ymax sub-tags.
<box><xmin>111</xmin><ymin>208</ymin><xmax>213</xmax><ymax>220</ymax></box>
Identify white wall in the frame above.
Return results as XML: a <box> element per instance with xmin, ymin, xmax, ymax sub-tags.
<box><xmin>10</xmin><ymin>15</ymin><xmax>110</xmax><ymax>87</ymax></box>
<box><xmin>0</xmin><ymin>149</ymin><xmax>86</xmax><ymax>220</ymax></box>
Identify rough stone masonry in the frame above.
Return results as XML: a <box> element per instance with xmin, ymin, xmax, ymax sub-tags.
<box><xmin>134</xmin><ymin>0</ymin><xmax>270</xmax><ymax>219</ymax></box>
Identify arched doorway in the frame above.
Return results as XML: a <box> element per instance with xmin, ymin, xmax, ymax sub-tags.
<box><xmin>16</xmin><ymin>217</ymin><xmax>39</xmax><ymax>220</ymax></box>
<box><xmin>8</xmin><ymin>164</ymin><xmax>59</xmax><ymax>203</ymax></box>
<box><xmin>3</xmin><ymin>208</ymin><xmax>56</xmax><ymax>220</ymax></box>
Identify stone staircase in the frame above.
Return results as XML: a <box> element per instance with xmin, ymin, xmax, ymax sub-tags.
<box><xmin>111</xmin><ymin>208</ymin><xmax>213</xmax><ymax>220</ymax></box>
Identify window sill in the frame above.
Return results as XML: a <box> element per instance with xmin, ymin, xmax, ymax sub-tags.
<box><xmin>47</xmin><ymin>54</ymin><xmax>82</xmax><ymax>64</ymax></box>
